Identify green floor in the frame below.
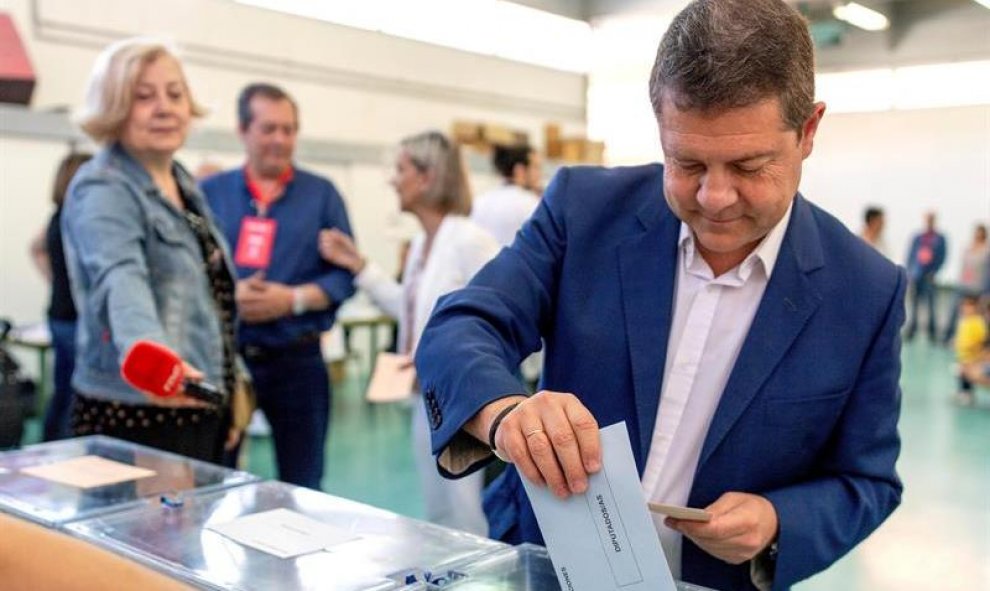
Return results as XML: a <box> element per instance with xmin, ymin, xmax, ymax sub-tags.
<box><xmin>20</xmin><ymin>340</ymin><xmax>989</xmax><ymax>589</ymax></box>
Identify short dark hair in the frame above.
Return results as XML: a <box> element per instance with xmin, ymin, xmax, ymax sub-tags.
<box><xmin>864</xmin><ymin>207</ymin><xmax>884</xmax><ymax>225</ymax></box>
<box><xmin>491</xmin><ymin>145</ymin><xmax>533</xmax><ymax>180</ymax></box>
<box><xmin>237</xmin><ymin>83</ymin><xmax>298</xmax><ymax>130</ymax></box>
<box><xmin>649</xmin><ymin>0</ymin><xmax>815</xmax><ymax>132</ymax></box>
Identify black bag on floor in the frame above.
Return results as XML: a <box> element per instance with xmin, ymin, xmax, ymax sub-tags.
<box><xmin>0</xmin><ymin>319</ymin><xmax>37</xmax><ymax>449</ymax></box>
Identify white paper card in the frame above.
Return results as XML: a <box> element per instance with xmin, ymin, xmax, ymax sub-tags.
<box><xmin>365</xmin><ymin>353</ymin><xmax>416</xmax><ymax>403</ymax></box>
<box><xmin>208</xmin><ymin>508</ymin><xmax>359</xmax><ymax>559</ymax></box>
<box><xmin>20</xmin><ymin>455</ymin><xmax>156</xmax><ymax>489</ymax></box>
<box><xmin>521</xmin><ymin>422</ymin><xmax>677</xmax><ymax>591</ymax></box>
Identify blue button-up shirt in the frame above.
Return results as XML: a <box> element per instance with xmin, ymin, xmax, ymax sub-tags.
<box><xmin>202</xmin><ymin>166</ymin><xmax>356</xmax><ymax>348</ymax></box>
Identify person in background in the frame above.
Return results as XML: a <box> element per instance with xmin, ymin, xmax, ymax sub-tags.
<box><xmin>319</xmin><ymin>131</ymin><xmax>498</xmax><ymax>535</ymax></box>
<box><xmin>953</xmin><ymin>293</ymin><xmax>987</xmax><ymax>406</ymax></box>
<box><xmin>63</xmin><ymin>38</ymin><xmax>238</xmax><ymax>463</ymax></box>
<box><xmin>960</xmin><ymin>298</ymin><xmax>990</xmax><ymax>396</ymax></box>
<box><xmin>904</xmin><ymin>211</ymin><xmax>947</xmax><ymax>342</ymax></box>
<box><xmin>471</xmin><ymin>144</ymin><xmax>542</xmax><ymax>247</ymax></box>
<box><xmin>942</xmin><ymin>223</ymin><xmax>989</xmax><ymax>344</ymax></box>
<box><xmin>471</xmin><ymin>145</ymin><xmax>546</xmax><ymax>390</ymax></box>
<box><xmin>414</xmin><ymin>1</ymin><xmax>905</xmax><ymax>589</ymax></box>
<box><xmin>859</xmin><ymin>206</ymin><xmax>888</xmax><ymax>258</ymax></box>
<box><xmin>29</xmin><ymin>152</ymin><xmax>92</xmax><ymax>441</ymax></box>
<box><xmin>202</xmin><ymin>83</ymin><xmax>356</xmax><ymax>490</ymax></box>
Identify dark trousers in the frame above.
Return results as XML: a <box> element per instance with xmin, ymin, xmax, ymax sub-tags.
<box><xmin>43</xmin><ymin>319</ymin><xmax>76</xmax><ymax>441</ymax></box>
<box><xmin>905</xmin><ymin>275</ymin><xmax>938</xmax><ymax>341</ymax></box>
<box><xmin>244</xmin><ymin>344</ymin><xmax>330</xmax><ymax>490</ymax></box>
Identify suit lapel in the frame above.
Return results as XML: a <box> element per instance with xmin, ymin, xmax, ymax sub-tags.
<box><xmin>618</xmin><ymin>202</ymin><xmax>680</xmax><ymax>470</ymax></box>
<box><xmin>697</xmin><ymin>197</ymin><xmax>824</xmax><ymax>469</ymax></box>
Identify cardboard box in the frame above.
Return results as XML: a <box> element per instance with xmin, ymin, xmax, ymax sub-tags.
<box><xmin>452</xmin><ymin>120</ymin><xmax>482</xmax><ymax>145</ymax></box>
<box><xmin>481</xmin><ymin>124</ymin><xmax>517</xmax><ymax>146</ymax></box>
<box><xmin>560</xmin><ymin>138</ymin><xmax>585</xmax><ymax>162</ymax></box>
<box><xmin>584</xmin><ymin>141</ymin><xmax>605</xmax><ymax>164</ymax></box>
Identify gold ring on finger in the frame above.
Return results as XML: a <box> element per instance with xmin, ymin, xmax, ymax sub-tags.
<box><xmin>525</xmin><ymin>428</ymin><xmax>545</xmax><ymax>439</ymax></box>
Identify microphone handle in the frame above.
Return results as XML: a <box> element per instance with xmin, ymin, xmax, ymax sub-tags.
<box><xmin>182</xmin><ymin>380</ymin><xmax>225</xmax><ymax>406</ymax></box>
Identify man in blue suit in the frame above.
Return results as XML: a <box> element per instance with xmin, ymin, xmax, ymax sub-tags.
<box><xmin>415</xmin><ymin>1</ymin><xmax>905</xmax><ymax>590</ymax></box>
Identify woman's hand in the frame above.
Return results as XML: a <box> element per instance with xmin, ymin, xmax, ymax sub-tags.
<box><xmin>144</xmin><ymin>361</ymin><xmax>210</xmax><ymax>408</ymax></box>
<box><xmin>318</xmin><ymin>228</ymin><xmax>366</xmax><ymax>274</ymax></box>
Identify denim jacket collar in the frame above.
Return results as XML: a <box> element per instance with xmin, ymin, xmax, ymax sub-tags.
<box><xmin>105</xmin><ymin>143</ymin><xmax>210</xmax><ymax>216</ymax></box>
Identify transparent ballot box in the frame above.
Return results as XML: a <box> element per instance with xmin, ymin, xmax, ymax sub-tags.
<box><xmin>0</xmin><ymin>435</ymin><xmax>257</xmax><ymax>528</ymax></box>
<box><xmin>66</xmin><ymin>480</ymin><xmax>508</xmax><ymax>591</ymax></box>
<box><xmin>410</xmin><ymin>543</ymin><xmax>715</xmax><ymax>591</ymax></box>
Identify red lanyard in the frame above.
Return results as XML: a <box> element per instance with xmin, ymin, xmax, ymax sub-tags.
<box><xmin>244</xmin><ymin>166</ymin><xmax>294</xmax><ymax>213</ymax></box>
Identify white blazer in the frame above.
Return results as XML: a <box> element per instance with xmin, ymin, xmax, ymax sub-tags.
<box><xmin>470</xmin><ymin>184</ymin><xmax>540</xmax><ymax>247</ymax></box>
<box><xmin>355</xmin><ymin>215</ymin><xmax>499</xmax><ymax>356</ymax></box>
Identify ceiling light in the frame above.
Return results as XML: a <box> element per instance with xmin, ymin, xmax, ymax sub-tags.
<box><xmin>972</xmin><ymin>0</ymin><xmax>990</xmax><ymax>9</ymax></box>
<box><xmin>833</xmin><ymin>2</ymin><xmax>890</xmax><ymax>31</ymax></box>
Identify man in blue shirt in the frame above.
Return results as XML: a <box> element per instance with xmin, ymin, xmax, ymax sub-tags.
<box><xmin>203</xmin><ymin>83</ymin><xmax>355</xmax><ymax>489</ymax></box>
<box><xmin>904</xmin><ymin>211</ymin><xmax>947</xmax><ymax>342</ymax></box>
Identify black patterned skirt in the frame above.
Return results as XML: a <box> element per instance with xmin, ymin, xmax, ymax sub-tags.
<box><xmin>71</xmin><ymin>394</ymin><xmax>228</xmax><ymax>464</ymax></box>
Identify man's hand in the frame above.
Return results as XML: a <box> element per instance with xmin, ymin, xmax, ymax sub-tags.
<box><xmin>666</xmin><ymin>492</ymin><xmax>779</xmax><ymax>565</ymax></box>
<box><xmin>235</xmin><ymin>271</ymin><xmax>293</xmax><ymax>323</ymax></box>
<box><xmin>489</xmin><ymin>390</ymin><xmax>602</xmax><ymax>499</ymax></box>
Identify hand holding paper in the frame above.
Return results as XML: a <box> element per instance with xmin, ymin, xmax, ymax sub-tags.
<box><xmin>365</xmin><ymin>353</ymin><xmax>416</xmax><ymax>403</ymax></box>
<box><xmin>489</xmin><ymin>390</ymin><xmax>602</xmax><ymax>498</ymax></box>
<box><xmin>521</xmin><ymin>422</ymin><xmax>677</xmax><ymax>591</ymax></box>
<box><xmin>665</xmin><ymin>491</ymin><xmax>778</xmax><ymax>565</ymax></box>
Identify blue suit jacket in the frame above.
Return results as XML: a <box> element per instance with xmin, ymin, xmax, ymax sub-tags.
<box><xmin>416</xmin><ymin>164</ymin><xmax>905</xmax><ymax>591</ymax></box>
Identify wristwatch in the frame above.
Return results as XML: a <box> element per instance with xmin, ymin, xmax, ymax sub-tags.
<box><xmin>292</xmin><ymin>287</ymin><xmax>307</xmax><ymax>316</ymax></box>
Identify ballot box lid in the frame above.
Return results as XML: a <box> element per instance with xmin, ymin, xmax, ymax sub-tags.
<box><xmin>0</xmin><ymin>435</ymin><xmax>257</xmax><ymax>528</ymax></box>
<box><xmin>403</xmin><ymin>543</ymin><xmax>717</xmax><ymax>591</ymax></box>
<box><xmin>66</xmin><ymin>480</ymin><xmax>508</xmax><ymax>591</ymax></box>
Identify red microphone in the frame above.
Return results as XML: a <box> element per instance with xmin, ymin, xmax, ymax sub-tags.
<box><xmin>121</xmin><ymin>340</ymin><xmax>224</xmax><ymax>406</ymax></box>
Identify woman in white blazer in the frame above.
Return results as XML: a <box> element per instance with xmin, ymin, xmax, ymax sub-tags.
<box><xmin>319</xmin><ymin>130</ymin><xmax>498</xmax><ymax>536</ymax></box>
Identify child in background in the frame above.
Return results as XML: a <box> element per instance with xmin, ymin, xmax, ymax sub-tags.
<box><xmin>960</xmin><ymin>298</ymin><xmax>990</xmax><ymax>401</ymax></box>
<box><xmin>954</xmin><ymin>294</ymin><xmax>988</xmax><ymax>405</ymax></box>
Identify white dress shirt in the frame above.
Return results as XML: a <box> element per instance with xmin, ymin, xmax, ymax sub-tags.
<box><xmin>471</xmin><ymin>184</ymin><xmax>540</xmax><ymax>247</ymax></box>
<box><xmin>641</xmin><ymin>201</ymin><xmax>793</xmax><ymax>579</ymax></box>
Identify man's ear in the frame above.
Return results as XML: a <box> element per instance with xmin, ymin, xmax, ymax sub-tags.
<box><xmin>800</xmin><ymin>102</ymin><xmax>827</xmax><ymax>159</ymax></box>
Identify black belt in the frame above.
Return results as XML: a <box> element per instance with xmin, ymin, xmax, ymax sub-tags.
<box><xmin>239</xmin><ymin>333</ymin><xmax>321</xmax><ymax>362</ymax></box>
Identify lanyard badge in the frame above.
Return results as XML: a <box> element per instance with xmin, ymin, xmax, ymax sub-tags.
<box><xmin>234</xmin><ymin>216</ymin><xmax>277</xmax><ymax>269</ymax></box>
<box><xmin>236</xmin><ymin>166</ymin><xmax>293</xmax><ymax>269</ymax></box>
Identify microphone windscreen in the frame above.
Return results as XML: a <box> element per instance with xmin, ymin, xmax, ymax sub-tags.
<box><xmin>120</xmin><ymin>340</ymin><xmax>184</xmax><ymax>399</ymax></box>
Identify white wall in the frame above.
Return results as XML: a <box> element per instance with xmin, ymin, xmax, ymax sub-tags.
<box><xmin>0</xmin><ymin>0</ymin><xmax>586</xmax><ymax>328</ymax></box>
<box><xmin>803</xmin><ymin>105</ymin><xmax>990</xmax><ymax>278</ymax></box>
<box><xmin>586</xmin><ymin>10</ymin><xmax>990</xmax><ymax>282</ymax></box>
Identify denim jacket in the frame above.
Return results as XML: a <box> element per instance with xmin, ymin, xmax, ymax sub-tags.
<box><xmin>62</xmin><ymin>144</ymin><xmax>235</xmax><ymax>404</ymax></box>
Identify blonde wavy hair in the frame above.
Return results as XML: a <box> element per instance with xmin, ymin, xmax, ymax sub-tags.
<box><xmin>76</xmin><ymin>37</ymin><xmax>206</xmax><ymax>144</ymax></box>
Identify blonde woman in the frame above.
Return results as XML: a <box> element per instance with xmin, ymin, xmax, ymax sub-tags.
<box><xmin>320</xmin><ymin>131</ymin><xmax>498</xmax><ymax>535</ymax></box>
<box><xmin>62</xmin><ymin>38</ymin><xmax>238</xmax><ymax>462</ymax></box>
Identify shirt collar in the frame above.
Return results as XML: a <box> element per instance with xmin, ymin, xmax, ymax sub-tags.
<box><xmin>678</xmin><ymin>199</ymin><xmax>793</xmax><ymax>283</ymax></box>
<box><xmin>243</xmin><ymin>164</ymin><xmax>295</xmax><ymax>206</ymax></box>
